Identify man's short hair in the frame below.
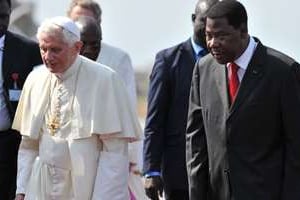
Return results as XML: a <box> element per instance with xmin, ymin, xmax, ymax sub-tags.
<box><xmin>67</xmin><ymin>0</ymin><xmax>102</xmax><ymax>24</ymax></box>
<box><xmin>207</xmin><ymin>0</ymin><xmax>248</xmax><ymax>29</ymax></box>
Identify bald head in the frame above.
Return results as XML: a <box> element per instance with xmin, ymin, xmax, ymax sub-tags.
<box><xmin>195</xmin><ymin>0</ymin><xmax>218</xmax><ymax>16</ymax></box>
<box><xmin>76</xmin><ymin>16</ymin><xmax>102</xmax><ymax>61</ymax></box>
<box><xmin>192</xmin><ymin>0</ymin><xmax>219</xmax><ymax>47</ymax></box>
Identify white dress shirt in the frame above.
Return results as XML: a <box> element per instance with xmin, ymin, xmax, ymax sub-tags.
<box><xmin>227</xmin><ymin>36</ymin><xmax>258</xmax><ymax>82</ymax></box>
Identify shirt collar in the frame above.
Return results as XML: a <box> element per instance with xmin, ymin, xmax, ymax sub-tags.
<box><xmin>54</xmin><ymin>55</ymin><xmax>81</xmax><ymax>81</ymax></box>
<box><xmin>0</xmin><ymin>35</ymin><xmax>5</xmax><ymax>50</ymax></box>
<box><xmin>190</xmin><ymin>37</ymin><xmax>205</xmax><ymax>57</ymax></box>
<box><xmin>232</xmin><ymin>36</ymin><xmax>258</xmax><ymax>70</ymax></box>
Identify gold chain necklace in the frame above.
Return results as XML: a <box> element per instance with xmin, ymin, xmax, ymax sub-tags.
<box><xmin>47</xmin><ymin>64</ymin><xmax>81</xmax><ymax>136</ymax></box>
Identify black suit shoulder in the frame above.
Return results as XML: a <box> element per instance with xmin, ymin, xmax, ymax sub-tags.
<box><xmin>157</xmin><ymin>41</ymin><xmax>186</xmax><ymax>59</ymax></box>
<box><xmin>6</xmin><ymin>31</ymin><xmax>41</xmax><ymax>59</ymax></box>
<box><xmin>195</xmin><ymin>53</ymin><xmax>216</xmax><ymax>75</ymax></box>
<box><xmin>150</xmin><ymin>39</ymin><xmax>194</xmax><ymax>80</ymax></box>
<box><xmin>249</xmin><ymin>40</ymin><xmax>300</xmax><ymax>82</ymax></box>
<box><xmin>7</xmin><ymin>31</ymin><xmax>38</xmax><ymax>46</ymax></box>
<box><xmin>3</xmin><ymin>31</ymin><xmax>43</xmax><ymax>118</ymax></box>
<box><xmin>265</xmin><ymin>46</ymin><xmax>298</xmax><ymax>67</ymax></box>
<box><xmin>155</xmin><ymin>40</ymin><xmax>191</xmax><ymax>66</ymax></box>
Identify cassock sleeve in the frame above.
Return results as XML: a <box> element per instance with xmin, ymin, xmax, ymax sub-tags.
<box><xmin>16</xmin><ymin>137</ymin><xmax>39</xmax><ymax>194</ymax></box>
<box><xmin>92</xmin><ymin>137</ymin><xmax>129</xmax><ymax>200</ymax></box>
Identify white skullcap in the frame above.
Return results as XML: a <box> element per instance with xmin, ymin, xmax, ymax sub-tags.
<box><xmin>48</xmin><ymin>16</ymin><xmax>80</xmax><ymax>39</ymax></box>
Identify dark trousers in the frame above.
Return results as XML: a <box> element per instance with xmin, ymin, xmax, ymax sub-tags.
<box><xmin>0</xmin><ymin>129</ymin><xmax>21</xmax><ymax>200</ymax></box>
<box><xmin>165</xmin><ymin>189</ymin><xmax>189</xmax><ymax>200</ymax></box>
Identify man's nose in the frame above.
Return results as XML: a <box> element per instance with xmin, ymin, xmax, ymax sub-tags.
<box><xmin>209</xmin><ymin>37</ymin><xmax>220</xmax><ymax>48</ymax></box>
<box><xmin>44</xmin><ymin>51</ymin><xmax>54</xmax><ymax>60</ymax></box>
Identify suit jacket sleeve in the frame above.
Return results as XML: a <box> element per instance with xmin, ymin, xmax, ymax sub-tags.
<box><xmin>186</xmin><ymin>61</ymin><xmax>208</xmax><ymax>199</ymax></box>
<box><xmin>29</xmin><ymin>41</ymin><xmax>42</xmax><ymax>67</ymax></box>
<box><xmin>143</xmin><ymin>51</ymin><xmax>170</xmax><ymax>173</ymax></box>
<box><xmin>280</xmin><ymin>62</ymin><xmax>300</xmax><ymax>199</ymax></box>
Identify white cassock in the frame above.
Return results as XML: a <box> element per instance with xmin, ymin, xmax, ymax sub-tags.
<box><xmin>12</xmin><ymin>56</ymin><xmax>142</xmax><ymax>200</ymax></box>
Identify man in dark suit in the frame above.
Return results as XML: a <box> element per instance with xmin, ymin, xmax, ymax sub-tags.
<box><xmin>0</xmin><ymin>0</ymin><xmax>42</xmax><ymax>199</ymax></box>
<box><xmin>186</xmin><ymin>1</ymin><xmax>300</xmax><ymax>200</ymax></box>
<box><xmin>143</xmin><ymin>1</ymin><xmax>217</xmax><ymax>199</ymax></box>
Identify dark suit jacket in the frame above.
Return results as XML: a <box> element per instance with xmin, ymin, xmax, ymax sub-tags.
<box><xmin>186</xmin><ymin>38</ymin><xmax>300</xmax><ymax>200</ymax></box>
<box><xmin>2</xmin><ymin>31</ymin><xmax>42</xmax><ymax>120</ymax></box>
<box><xmin>143</xmin><ymin>39</ymin><xmax>199</xmax><ymax>190</ymax></box>
<box><xmin>0</xmin><ymin>31</ymin><xmax>42</xmax><ymax>199</ymax></box>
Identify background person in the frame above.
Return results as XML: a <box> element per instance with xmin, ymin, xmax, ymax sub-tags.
<box><xmin>75</xmin><ymin>16</ymin><xmax>148</xmax><ymax>200</ymax></box>
<box><xmin>143</xmin><ymin>0</ymin><xmax>218</xmax><ymax>199</ymax></box>
<box><xmin>67</xmin><ymin>0</ymin><xmax>137</xmax><ymax>107</ymax></box>
<box><xmin>67</xmin><ymin>0</ymin><xmax>143</xmax><ymax>178</ymax></box>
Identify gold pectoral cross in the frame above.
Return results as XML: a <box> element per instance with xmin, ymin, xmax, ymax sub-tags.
<box><xmin>47</xmin><ymin>116</ymin><xmax>60</xmax><ymax>136</ymax></box>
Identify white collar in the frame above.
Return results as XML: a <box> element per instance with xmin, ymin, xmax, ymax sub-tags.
<box><xmin>233</xmin><ymin>36</ymin><xmax>257</xmax><ymax>70</ymax></box>
<box><xmin>54</xmin><ymin>55</ymin><xmax>81</xmax><ymax>81</ymax></box>
<box><xmin>0</xmin><ymin>35</ymin><xmax>5</xmax><ymax>50</ymax></box>
<box><xmin>190</xmin><ymin>37</ymin><xmax>205</xmax><ymax>56</ymax></box>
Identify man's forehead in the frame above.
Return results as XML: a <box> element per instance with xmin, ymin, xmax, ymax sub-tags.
<box><xmin>39</xmin><ymin>32</ymin><xmax>65</xmax><ymax>45</ymax></box>
<box><xmin>72</xmin><ymin>6</ymin><xmax>95</xmax><ymax>19</ymax></box>
<box><xmin>206</xmin><ymin>17</ymin><xmax>229</xmax><ymax>26</ymax></box>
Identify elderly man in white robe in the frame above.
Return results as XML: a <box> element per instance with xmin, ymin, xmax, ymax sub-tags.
<box><xmin>13</xmin><ymin>16</ymin><xmax>141</xmax><ymax>200</ymax></box>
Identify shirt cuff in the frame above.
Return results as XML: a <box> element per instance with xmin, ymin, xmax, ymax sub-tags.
<box><xmin>144</xmin><ymin>171</ymin><xmax>161</xmax><ymax>178</ymax></box>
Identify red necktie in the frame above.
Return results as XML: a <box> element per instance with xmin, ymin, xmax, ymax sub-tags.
<box><xmin>228</xmin><ymin>62</ymin><xmax>240</xmax><ymax>104</ymax></box>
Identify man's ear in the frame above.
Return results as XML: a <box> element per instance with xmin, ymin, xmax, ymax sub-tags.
<box><xmin>74</xmin><ymin>41</ymin><xmax>83</xmax><ymax>52</ymax></box>
<box><xmin>191</xmin><ymin>14</ymin><xmax>196</xmax><ymax>23</ymax></box>
<box><xmin>240</xmin><ymin>23</ymin><xmax>248</xmax><ymax>38</ymax></box>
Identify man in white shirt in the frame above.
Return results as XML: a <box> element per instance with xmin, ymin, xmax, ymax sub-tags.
<box><xmin>67</xmin><ymin>0</ymin><xmax>137</xmax><ymax>107</ymax></box>
<box><xmin>14</xmin><ymin>16</ymin><xmax>141</xmax><ymax>200</ymax></box>
<box><xmin>75</xmin><ymin>16</ymin><xmax>148</xmax><ymax>200</ymax></box>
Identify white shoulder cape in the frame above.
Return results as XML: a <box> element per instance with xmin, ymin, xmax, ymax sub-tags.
<box><xmin>13</xmin><ymin>56</ymin><xmax>142</xmax><ymax>141</ymax></box>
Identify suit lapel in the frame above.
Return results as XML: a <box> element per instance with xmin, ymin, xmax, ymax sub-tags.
<box><xmin>2</xmin><ymin>32</ymin><xmax>14</xmax><ymax>82</ymax></box>
<box><xmin>228</xmin><ymin>41</ymin><xmax>266</xmax><ymax>117</ymax></box>
<box><xmin>213</xmin><ymin>61</ymin><xmax>230</xmax><ymax>114</ymax></box>
<box><xmin>181</xmin><ymin>39</ymin><xmax>197</xmax><ymax>68</ymax></box>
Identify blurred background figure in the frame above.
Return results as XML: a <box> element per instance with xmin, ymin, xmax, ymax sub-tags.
<box><xmin>67</xmin><ymin>0</ymin><xmax>144</xmax><ymax>184</ymax></box>
<box><xmin>8</xmin><ymin>0</ymin><xmax>38</xmax><ymax>38</ymax></box>
<box><xmin>76</xmin><ymin>16</ymin><xmax>101</xmax><ymax>61</ymax></box>
<box><xmin>0</xmin><ymin>0</ymin><xmax>42</xmax><ymax>199</ymax></box>
<box><xmin>143</xmin><ymin>0</ymin><xmax>218</xmax><ymax>199</ymax></box>
<box><xmin>75</xmin><ymin>15</ymin><xmax>148</xmax><ymax>200</ymax></box>
<box><xmin>67</xmin><ymin>0</ymin><xmax>137</xmax><ymax>107</ymax></box>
